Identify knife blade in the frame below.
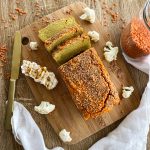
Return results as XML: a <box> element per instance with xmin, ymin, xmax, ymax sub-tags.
<box><xmin>5</xmin><ymin>31</ymin><xmax>22</xmax><ymax>130</ymax></box>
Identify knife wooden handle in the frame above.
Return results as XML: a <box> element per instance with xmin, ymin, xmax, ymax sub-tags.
<box><xmin>5</xmin><ymin>79</ymin><xmax>16</xmax><ymax>130</ymax></box>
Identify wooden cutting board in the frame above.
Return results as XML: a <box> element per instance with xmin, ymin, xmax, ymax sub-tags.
<box><xmin>20</xmin><ymin>2</ymin><xmax>140</xmax><ymax>144</ymax></box>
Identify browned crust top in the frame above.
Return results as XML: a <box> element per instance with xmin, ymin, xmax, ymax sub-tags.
<box><xmin>59</xmin><ymin>48</ymin><xmax>120</xmax><ymax>119</ymax></box>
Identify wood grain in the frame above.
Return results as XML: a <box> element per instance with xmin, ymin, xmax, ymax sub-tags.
<box><xmin>20</xmin><ymin>2</ymin><xmax>141</xmax><ymax>144</ymax></box>
<box><xmin>0</xmin><ymin>0</ymin><xmax>149</xmax><ymax>150</ymax></box>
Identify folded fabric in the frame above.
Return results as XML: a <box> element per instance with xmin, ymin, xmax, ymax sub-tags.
<box><xmin>11</xmin><ymin>101</ymin><xmax>64</xmax><ymax>150</ymax></box>
<box><xmin>89</xmin><ymin>53</ymin><xmax>150</xmax><ymax>150</ymax></box>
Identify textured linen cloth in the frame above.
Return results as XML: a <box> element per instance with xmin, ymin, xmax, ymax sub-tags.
<box><xmin>11</xmin><ymin>101</ymin><xmax>64</xmax><ymax>150</ymax></box>
<box><xmin>11</xmin><ymin>53</ymin><xmax>150</xmax><ymax>150</ymax></box>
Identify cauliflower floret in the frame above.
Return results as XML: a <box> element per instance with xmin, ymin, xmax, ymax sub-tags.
<box><xmin>21</xmin><ymin>60</ymin><xmax>58</xmax><ymax>90</ymax></box>
<box><xmin>88</xmin><ymin>31</ymin><xmax>99</xmax><ymax>42</ymax></box>
<box><xmin>29</xmin><ymin>42</ymin><xmax>38</xmax><ymax>50</ymax></box>
<box><xmin>34</xmin><ymin>101</ymin><xmax>55</xmax><ymax>114</ymax></box>
<box><xmin>122</xmin><ymin>86</ymin><xmax>134</xmax><ymax>98</ymax></box>
<box><xmin>59</xmin><ymin>129</ymin><xmax>72</xmax><ymax>142</ymax></box>
<box><xmin>80</xmin><ymin>7</ymin><xmax>95</xmax><ymax>23</ymax></box>
<box><xmin>104</xmin><ymin>41</ymin><xmax>118</xmax><ymax>62</ymax></box>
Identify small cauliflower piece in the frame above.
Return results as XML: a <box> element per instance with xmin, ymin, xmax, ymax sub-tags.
<box><xmin>34</xmin><ymin>101</ymin><xmax>55</xmax><ymax>114</ymax></box>
<box><xmin>104</xmin><ymin>41</ymin><xmax>118</xmax><ymax>62</ymax></box>
<box><xmin>59</xmin><ymin>129</ymin><xmax>72</xmax><ymax>142</ymax></box>
<box><xmin>29</xmin><ymin>42</ymin><xmax>38</xmax><ymax>50</ymax></box>
<box><xmin>80</xmin><ymin>7</ymin><xmax>95</xmax><ymax>23</ymax></box>
<box><xmin>88</xmin><ymin>31</ymin><xmax>99</xmax><ymax>42</ymax></box>
<box><xmin>122</xmin><ymin>86</ymin><xmax>134</xmax><ymax>98</ymax></box>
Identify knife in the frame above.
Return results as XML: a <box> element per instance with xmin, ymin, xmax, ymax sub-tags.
<box><xmin>5</xmin><ymin>31</ymin><xmax>22</xmax><ymax>130</ymax></box>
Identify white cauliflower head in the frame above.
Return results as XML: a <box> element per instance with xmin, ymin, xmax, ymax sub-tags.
<box><xmin>80</xmin><ymin>7</ymin><xmax>95</xmax><ymax>23</ymax></box>
<box><xmin>29</xmin><ymin>42</ymin><xmax>38</xmax><ymax>50</ymax></box>
<box><xmin>122</xmin><ymin>86</ymin><xmax>134</xmax><ymax>99</ymax></box>
<box><xmin>34</xmin><ymin>101</ymin><xmax>55</xmax><ymax>114</ymax></box>
<box><xmin>21</xmin><ymin>60</ymin><xmax>58</xmax><ymax>90</ymax></box>
<box><xmin>59</xmin><ymin>129</ymin><xmax>72</xmax><ymax>142</ymax></box>
<box><xmin>104</xmin><ymin>41</ymin><xmax>118</xmax><ymax>62</ymax></box>
<box><xmin>88</xmin><ymin>31</ymin><xmax>99</xmax><ymax>42</ymax></box>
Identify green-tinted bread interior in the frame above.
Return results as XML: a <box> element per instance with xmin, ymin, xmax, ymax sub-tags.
<box><xmin>38</xmin><ymin>17</ymin><xmax>78</xmax><ymax>41</ymax></box>
<box><xmin>52</xmin><ymin>33</ymin><xmax>91</xmax><ymax>65</ymax></box>
<box><xmin>44</xmin><ymin>25</ymin><xmax>84</xmax><ymax>52</ymax></box>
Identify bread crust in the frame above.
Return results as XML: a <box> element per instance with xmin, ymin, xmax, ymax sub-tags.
<box><xmin>59</xmin><ymin>48</ymin><xmax>120</xmax><ymax>120</ymax></box>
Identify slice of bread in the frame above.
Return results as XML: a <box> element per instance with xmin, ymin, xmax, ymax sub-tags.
<box><xmin>44</xmin><ymin>25</ymin><xmax>83</xmax><ymax>52</ymax></box>
<box><xmin>52</xmin><ymin>33</ymin><xmax>91</xmax><ymax>65</ymax></box>
<box><xmin>38</xmin><ymin>17</ymin><xmax>78</xmax><ymax>41</ymax></box>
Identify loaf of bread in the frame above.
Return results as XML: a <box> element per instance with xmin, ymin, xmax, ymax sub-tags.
<box><xmin>52</xmin><ymin>33</ymin><xmax>91</xmax><ymax>65</ymax></box>
<box><xmin>58</xmin><ymin>48</ymin><xmax>120</xmax><ymax>120</ymax></box>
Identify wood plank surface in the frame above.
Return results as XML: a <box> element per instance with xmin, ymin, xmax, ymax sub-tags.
<box><xmin>0</xmin><ymin>0</ymin><xmax>149</xmax><ymax>149</ymax></box>
<box><xmin>20</xmin><ymin>1</ymin><xmax>140</xmax><ymax>145</ymax></box>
